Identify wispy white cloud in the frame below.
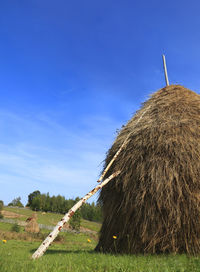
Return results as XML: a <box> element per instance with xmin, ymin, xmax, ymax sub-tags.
<box><xmin>0</xmin><ymin>109</ymin><xmax>125</xmax><ymax>205</ymax></box>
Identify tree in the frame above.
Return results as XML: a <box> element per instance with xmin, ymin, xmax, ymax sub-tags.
<box><xmin>27</xmin><ymin>190</ymin><xmax>41</xmax><ymax>207</ymax></box>
<box><xmin>8</xmin><ymin>197</ymin><xmax>24</xmax><ymax>207</ymax></box>
<box><xmin>0</xmin><ymin>200</ymin><xmax>4</xmax><ymax>211</ymax></box>
<box><xmin>31</xmin><ymin>195</ymin><xmax>42</xmax><ymax>211</ymax></box>
<box><xmin>44</xmin><ymin>193</ymin><xmax>51</xmax><ymax>212</ymax></box>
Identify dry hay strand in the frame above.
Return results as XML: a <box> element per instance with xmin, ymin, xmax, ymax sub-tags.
<box><xmin>25</xmin><ymin>213</ymin><xmax>40</xmax><ymax>233</ymax></box>
<box><xmin>1</xmin><ymin>210</ymin><xmax>23</xmax><ymax>219</ymax></box>
<box><xmin>25</xmin><ymin>220</ymin><xmax>40</xmax><ymax>233</ymax></box>
<box><xmin>95</xmin><ymin>85</ymin><xmax>200</xmax><ymax>255</ymax></box>
<box><xmin>32</xmin><ymin>212</ymin><xmax>38</xmax><ymax>220</ymax></box>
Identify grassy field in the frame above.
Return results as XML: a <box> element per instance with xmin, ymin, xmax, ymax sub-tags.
<box><xmin>1</xmin><ymin>239</ymin><xmax>200</xmax><ymax>272</ymax></box>
<box><xmin>1</xmin><ymin>207</ymin><xmax>200</xmax><ymax>271</ymax></box>
<box><xmin>3</xmin><ymin>206</ymin><xmax>101</xmax><ymax>232</ymax></box>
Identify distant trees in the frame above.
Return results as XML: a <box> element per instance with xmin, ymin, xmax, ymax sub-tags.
<box><xmin>27</xmin><ymin>190</ymin><xmax>41</xmax><ymax>207</ymax></box>
<box><xmin>0</xmin><ymin>200</ymin><xmax>3</xmax><ymax>218</ymax></box>
<box><xmin>28</xmin><ymin>191</ymin><xmax>102</xmax><ymax>222</ymax></box>
<box><xmin>8</xmin><ymin>197</ymin><xmax>24</xmax><ymax>207</ymax></box>
<box><xmin>81</xmin><ymin>202</ymin><xmax>102</xmax><ymax>222</ymax></box>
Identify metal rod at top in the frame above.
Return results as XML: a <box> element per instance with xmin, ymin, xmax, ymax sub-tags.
<box><xmin>162</xmin><ymin>54</ymin><xmax>169</xmax><ymax>86</ymax></box>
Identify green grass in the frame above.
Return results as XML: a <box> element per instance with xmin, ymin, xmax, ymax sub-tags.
<box><xmin>0</xmin><ymin>239</ymin><xmax>200</xmax><ymax>272</ymax></box>
<box><xmin>0</xmin><ymin>220</ymin><xmax>97</xmax><ymax>246</ymax></box>
<box><xmin>0</xmin><ymin>222</ymin><xmax>15</xmax><ymax>232</ymax></box>
<box><xmin>3</xmin><ymin>207</ymin><xmax>102</xmax><ymax>232</ymax></box>
<box><xmin>81</xmin><ymin>219</ymin><xmax>101</xmax><ymax>232</ymax></box>
<box><xmin>3</xmin><ymin>207</ymin><xmax>63</xmax><ymax>226</ymax></box>
<box><xmin>1</xmin><ymin>208</ymin><xmax>200</xmax><ymax>271</ymax></box>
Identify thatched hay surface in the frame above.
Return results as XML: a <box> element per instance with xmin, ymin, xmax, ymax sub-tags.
<box><xmin>25</xmin><ymin>213</ymin><xmax>40</xmax><ymax>233</ymax></box>
<box><xmin>25</xmin><ymin>220</ymin><xmax>40</xmax><ymax>233</ymax></box>
<box><xmin>96</xmin><ymin>85</ymin><xmax>200</xmax><ymax>254</ymax></box>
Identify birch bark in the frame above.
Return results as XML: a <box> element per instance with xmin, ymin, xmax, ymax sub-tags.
<box><xmin>32</xmin><ymin>170</ymin><xmax>120</xmax><ymax>259</ymax></box>
<box><xmin>32</xmin><ymin>95</ymin><xmax>150</xmax><ymax>260</ymax></box>
<box><xmin>97</xmin><ymin>105</ymin><xmax>150</xmax><ymax>183</ymax></box>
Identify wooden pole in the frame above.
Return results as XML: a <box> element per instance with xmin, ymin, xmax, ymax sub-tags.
<box><xmin>32</xmin><ymin>85</ymin><xmax>151</xmax><ymax>260</ymax></box>
<box><xmin>162</xmin><ymin>54</ymin><xmax>169</xmax><ymax>86</ymax></box>
<box><xmin>32</xmin><ymin>170</ymin><xmax>121</xmax><ymax>259</ymax></box>
<box><xmin>97</xmin><ymin>105</ymin><xmax>150</xmax><ymax>183</ymax></box>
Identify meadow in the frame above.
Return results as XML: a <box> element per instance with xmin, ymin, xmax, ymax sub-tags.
<box><xmin>0</xmin><ymin>207</ymin><xmax>200</xmax><ymax>272</ymax></box>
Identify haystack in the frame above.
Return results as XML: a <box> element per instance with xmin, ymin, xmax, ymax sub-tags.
<box><xmin>96</xmin><ymin>85</ymin><xmax>200</xmax><ymax>255</ymax></box>
<box><xmin>25</xmin><ymin>213</ymin><xmax>40</xmax><ymax>233</ymax></box>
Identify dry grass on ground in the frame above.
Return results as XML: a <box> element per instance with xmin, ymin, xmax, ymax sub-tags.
<box><xmin>1</xmin><ymin>210</ymin><xmax>23</xmax><ymax>218</ymax></box>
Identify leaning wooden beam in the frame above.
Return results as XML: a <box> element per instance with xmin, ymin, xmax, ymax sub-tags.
<box><xmin>97</xmin><ymin>140</ymin><xmax>128</xmax><ymax>183</ymax></box>
<box><xmin>32</xmin><ymin>170</ymin><xmax>121</xmax><ymax>259</ymax></box>
<box><xmin>97</xmin><ymin>105</ymin><xmax>150</xmax><ymax>183</ymax></box>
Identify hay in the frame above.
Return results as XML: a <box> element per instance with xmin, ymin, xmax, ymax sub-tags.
<box><xmin>95</xmin><ymin>85</ymin><xmax>200</xmax><ymax>255</ymax></box>
<box><xmin>25</xmin><ymin>213</ymin><xmax>40</xmax><ymax>233</ymax></box>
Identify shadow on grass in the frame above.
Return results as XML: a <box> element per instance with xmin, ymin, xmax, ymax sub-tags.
<box><xmin>30</xmin><ymin>248</ymin><xmax>96</xmax><ymax>255</ymax></box>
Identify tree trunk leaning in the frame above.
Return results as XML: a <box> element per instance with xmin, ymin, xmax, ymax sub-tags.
<box><xmin>32</xmin><ymin>170</ymin><xmax>121</xmax><ymax>259</ymax></box>
<box><xmin>97</xmin><ymin>106</ymin><xmax>150</xmax><ymax>184</ymax></box>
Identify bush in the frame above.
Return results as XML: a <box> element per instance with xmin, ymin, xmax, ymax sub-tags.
<box><xmin>11</xmin><ymin>223</ymin><xmax>20</xmax><ymax>233</ymax></box>
<box><xmin>0</xmin><ymin>213</ymin><xmax>3</xmax><ymax>219</ymax></box>
<box><xmin>31</xmin><ymin>232</ymin><xmax>46</xmax><ymax>240</ymax></box>
<box><xmin>69</xmin><ymin>211</ymin><xmax>81</xmax><ymax>231</ymax></box>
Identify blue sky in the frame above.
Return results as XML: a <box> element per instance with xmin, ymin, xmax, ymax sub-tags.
<box><xmin>0</xmin><ymin>0</ymin><xmax>200</xmax><ymax>205</ymax></box>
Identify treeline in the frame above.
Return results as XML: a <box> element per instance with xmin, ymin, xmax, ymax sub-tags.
<box><xmin>27</xmin><ymin>191</ymin><xmax>102</xmax><ymax>222</ymax></box>
<box><xmin>8</xmin><ymin>197</ymin><xmax>23</xmax><ymax>207</ymax></box>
